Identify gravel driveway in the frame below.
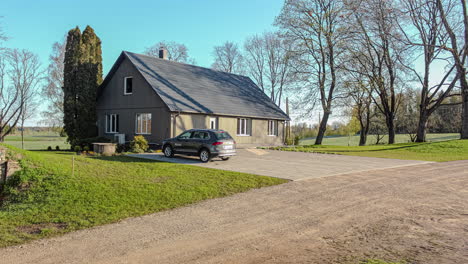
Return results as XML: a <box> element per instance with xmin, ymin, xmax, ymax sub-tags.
<box><xmin>129</xmin><ymin>149</ymin><xmax>430</xmax><ymax>180</ymax></box>
<box><xmin>2</xmin><ymin>160</ymin><xmax>467</xmax><ymax>264</ymax></box>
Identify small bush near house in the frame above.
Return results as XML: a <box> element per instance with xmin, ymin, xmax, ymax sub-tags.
<box><xmin>116</xmin><ymin>143</ymin><xmax>129</xmax><ymax>153</ymax></box>
<box><xmin>55</xmin><ymin>146</ymin><xmax>60</xmax><ymax>151</ymax></box>
<box><xmin>130</xmin><ymin>135</ymin><xmax>148</xmax><ymax>153</ymax></box>
<box><xmin>83</xmin><ymin>146</ymin><xmax>90</xmax><ymax>152</ymax></box>
<box><xmin>47</xmin><ymin>146</ymin><xmax>52</xmax><ymax>151</ymax></box>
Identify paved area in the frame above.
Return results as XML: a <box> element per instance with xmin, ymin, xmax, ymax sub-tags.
<box><xmin>128</xmin><ymin>149</ymin><xmax>430</xmax><ymax>180</ymax></box>
<box><xmin>2</xmin><ymin>160</ymin><xmax>467</xmax><ymax>264</ymax></box>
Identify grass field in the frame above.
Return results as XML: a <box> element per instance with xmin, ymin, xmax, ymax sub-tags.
<box><xmin>0</xmin><ymin>146</ymin><xmax>287</xmax><ymax>247</ymax></box>
<box><xmin>268</xmin><ymin>140</ymin><xmax>468</xmax><ymax>162</ymax></box>
<box><xmin>3</xmin><ymin>132</ymin><xmax>69</xmax><ymax>150</ymax></box>
<box><xmin>300</xmin><ymin>133</ymin><xmax>460</xmax><ymax>146</ymax></box>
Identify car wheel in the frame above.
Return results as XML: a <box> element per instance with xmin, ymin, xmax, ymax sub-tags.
<box><xmin>221</xmin><ymin>157</ymin><xmax>230</xmax><ymax>161</ymax></box>
<box><xmin>199</xmin><ymin>149</ymin><xmax>211</xmax><ymax>163</ymax></box>
<box><xmin>163</xmin><ymin>145</ymin><xmax>174</xmax><ymax>158</ymax></box>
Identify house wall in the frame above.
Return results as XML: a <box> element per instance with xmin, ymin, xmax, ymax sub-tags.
<box><xmin>96</xmin><ymin>58</ymin><xmax>171</xmax><ymax>144</ymax></box>
<box><xmin>173</xmin><ymin>113</ymin><xmax>285</xmax><ymax>147</ymax></box>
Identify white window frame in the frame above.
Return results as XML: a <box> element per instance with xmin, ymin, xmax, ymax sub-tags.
<box><xmin>124</xmin><ymin>76</ymin><xmax>133</xmax><ymax>95</ymax></box>
<box><xmin>237</xmin><ymin>118</ymin><xmax>250</xmax><ymax>136</ymax></box>
<box><xmin>106</xmin><ymin>114</ymin><xmax>118</xmax><ymax>134</ymax></box>
<box><xmin>135</xmin><ymin>113</ymin><xmax>152</xmax><ymax>135</ymax></box>
<box><xmin>268</xmin><ymin>120</ymin><xmax>277</xmax><ymax>136</ymax></box>
<box><xmin>209</xmin><ymin>117</ymin><xmax>218</xmax><ymax>130</ymax></box>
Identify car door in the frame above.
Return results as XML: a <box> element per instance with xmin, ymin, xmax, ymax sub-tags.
<box><xmin>174</xmin><ymin>131</ymin><xmax>192</xmax><ymax>153</ymax></box>
<box><xmin>188</xmin><ymin>131</ymin><xmax>205</xmax><ymax>153</ymax></box>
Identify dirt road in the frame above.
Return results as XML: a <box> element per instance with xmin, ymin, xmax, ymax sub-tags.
<box><xmin>2</xmin><ymin>160</ymin><xmax>468</xmax><ymax>264</ymax></box>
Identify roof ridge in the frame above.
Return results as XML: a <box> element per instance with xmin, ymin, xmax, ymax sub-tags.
<box><xmin>122</xmin><ymin>50</ymin><xmax>251</xmax><ymax>79</ymax></box>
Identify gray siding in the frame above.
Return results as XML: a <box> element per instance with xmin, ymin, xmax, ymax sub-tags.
<box><xmin>97</xmin><ymin>58</ymin><xmax>171</xmax><ymax>143</ymax></box>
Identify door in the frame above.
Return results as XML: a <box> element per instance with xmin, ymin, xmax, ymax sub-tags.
<box><xmin>189</xmin><ymin>131</ymin><xmax>210</xmax><ymax>153</ymax></box>
<box><xmin>209</xmin><ymin>117</ymin><xmax>218</xmax><ymax>130</ymax></box>
<box><xmin>174</xmin><ymin>131</ymin><xmax>192</xmax><ymax>153</ymax></box>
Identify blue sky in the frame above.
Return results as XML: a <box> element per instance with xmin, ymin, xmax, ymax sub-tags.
<box><xmin>2</xmin><ymin>0</ymin><xmax>283</xmax><ymax>73</ymax></box>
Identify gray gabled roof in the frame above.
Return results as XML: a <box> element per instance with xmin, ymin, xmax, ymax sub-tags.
<box><xmin>102</xmin><ymin>51</ymin><xmax>289</xmax><ymax>120</ymax></box>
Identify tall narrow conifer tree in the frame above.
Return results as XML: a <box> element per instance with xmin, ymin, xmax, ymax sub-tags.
<box><xmin>63</xmin><ymin>26</ymin><xmax>102</xmax><ymax>147</ymax></box>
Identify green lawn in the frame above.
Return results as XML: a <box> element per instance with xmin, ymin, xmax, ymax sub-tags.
<box><xmin>300</xmin><ymin>133</ymin><xmax>460</xmax><ymax>146</ymax></box>
<box><xmin>268</xmin><ymin>140</ymin><xmax>468</xmax><ymax>162</ymax></box>
<box><xmin>3</xmin><ymin>133</ymin><xmax>69</xmax><ymax>150</ymax></box>
<box><xmin>0</xmin><ymin>145</ymin><xmax>287</xmax><ymax>247</ymax></box>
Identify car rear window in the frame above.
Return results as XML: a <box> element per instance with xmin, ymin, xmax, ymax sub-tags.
<box><xmin>214</xmin><ymin>131</ymin><xmax>232</xmax><ymax>140</ymax></box>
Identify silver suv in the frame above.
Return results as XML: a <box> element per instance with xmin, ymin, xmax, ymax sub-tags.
<box><xmin>162</xmin><ymin>129</ymin><xmax>236</xmax><ymax>162</ymax></box>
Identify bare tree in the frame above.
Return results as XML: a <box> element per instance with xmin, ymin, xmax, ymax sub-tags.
<box><xmin>6</xmin><ymin>49</ymin><xmax>42</xmax><ymax>147</ymax></box>
<box><xmin>399</xmin><ymin>0</ymin><xmax>458</xmax><ymax>142</ymax></box>
<box><xmin>144</xmin><ymin>40</ymin><xmax>194</xmax><ymax>63</ymax></box>
<box><xmin>345</xmin><ymin>0</ymin><xmax>408</xmax><ymax>144</ymax></box>
<box><xmin>276</xmin><ymin>0</ymin><xmax>349</xmax><ymax>145</ymax></box>
<box><xmin>244</xmin><ymin>32</ymin><xmax>293</xmax><ymax>107</ymax></box>
<box><xmin>343</xmin><ymin>79</ymin><xmax>373</xmax><ymax>146</ymax></box>
<box><xmin>436</xmin><ymin>0</ymin><xmax>468</xmax><ymax>139</ymax></box>
<box><xmin>0</xmin><ymin>49</ymin><xmax>42</xmax><ymax>142</ymax></box>
<box><xmin>42</xmin><ymin>39</ymin><xmax>65</xmax><ymax>128</ymax></box>
<box><xmin>211</xmin><ymin>41</ymin><xmax>244</xmax><ymax>74</ymax></box>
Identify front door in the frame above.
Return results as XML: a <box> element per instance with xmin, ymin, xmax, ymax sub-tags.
<box><xmin>209</xmin><ymin>117</ymin><xmax>218</xmax><ymax>130</ymax></box>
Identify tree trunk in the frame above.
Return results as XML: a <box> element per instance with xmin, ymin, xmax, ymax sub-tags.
<box><xmin>359</xmin><ymin>132</ymin><xmax>367</xmax><ymax>146</ymax></box>
<box><xmin>387</xmin><ymin>116</ymin><xmax>396</xmax><ymax>144</ymax></box>
<box><xmin>315</xmin><ymin>111</ymin><xmax>330</xmax><ymax>145</ymax></box>
<box><xmin>416</xmin><ymin>111</ymin><xmax>428</xmax><ymax>142</ymax></box>
<box><xmin>461</xmin><ymin>80</ymin><xmax>468</xmax><ymax>139</ymax></box>
<box><xmin>21</xmin><ymin>127</ymin><xmax>24</xmax><ymax>149</ymax></box>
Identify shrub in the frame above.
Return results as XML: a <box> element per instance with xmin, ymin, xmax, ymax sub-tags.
<box><xmin>74</xmin><ymin>146</ymin><xmax>82</xmax><ymax>153</ymax></box>
<box><xmin>294</xmin><ymin>136</ymin><xmax>300</xmax><ymax>146</ymax></box>
<box><xmin>130</xmin><ymin>135</ymin><xmax>148</xmax><ymax>153</ymax></box>
<box><xmin>55</xmin><ymin>146</ymin><xmax>60</xmax><ymax>151</ymax></box>
<box><xmin>116</xmin><ymin>143</ymin><xmax>129</xmax><ymax>153</ymax></box>
<box><xmin>83</xmin><ymin>146</ymin><xmax>90</xmax><ymax>152</ymax></box>
<box><xmin>47</xmin><ymin>146</ymin><xmax>52</xmax><ymax>151</ymax></box>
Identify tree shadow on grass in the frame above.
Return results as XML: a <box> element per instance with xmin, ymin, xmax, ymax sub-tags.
<box><xmin>296</xmin><ymin>143</ymin><xmax>427</xmax><ymax>153</ymax></box>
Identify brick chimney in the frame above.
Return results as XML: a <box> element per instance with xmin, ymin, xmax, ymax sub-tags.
<box><xmin>159</xmin><ymin>47</ymin><xmax>168</xmax><ymax>60</ymax></box>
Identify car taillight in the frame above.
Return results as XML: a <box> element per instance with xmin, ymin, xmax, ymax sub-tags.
<box><xmin>212</xmin><ymin>142</ymin><xmax>223</xmax><ymax>146</ymax></box>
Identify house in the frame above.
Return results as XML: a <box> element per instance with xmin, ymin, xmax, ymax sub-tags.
<box><xmin>96</xmin><ymin>49</ymin><xmax>290</xmax><ymax>148</ymax></box>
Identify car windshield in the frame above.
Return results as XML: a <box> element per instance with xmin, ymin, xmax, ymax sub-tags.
<box><xmin>214</xmin><ymin>131</ymin><xmax>232</xmax><ymax>140</ymax></box>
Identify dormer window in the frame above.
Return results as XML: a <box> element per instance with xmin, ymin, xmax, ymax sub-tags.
<box><xmin>124</xmin><ymin>76</ymin><xmax>133</xmax><ymax>95</ymax></box>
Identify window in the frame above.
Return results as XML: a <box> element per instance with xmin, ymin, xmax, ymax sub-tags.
<box><xmin>191</xmin><ymin>131</ymin><xmax>210</xmax><ymax>140</ymax></box>
<box><xmin>124</xmin><ymin>77</ymin><xmax>133</xmax><ymax>95</ymax></box>
<box><xmin>209</xmin><ymin>117</ymin><xmax>218</xmax><ymax>129</ymax></box>
<box><xmin>237</xmin><ymin>118</ymin><xmax>250</xmax><ymax>136</ymax></box>
<box><xmin>105</xmin><ymin>114</ymin><xmax>119</xmax><ymax>133</ymax></box>
<box><xmin>214</xmin><ymin>131</ymin><xmax>233</xmax><ymax>140</ymax></box>
<box><xmin>136</xmin><ymin>113</ymin><xmax>152</xmax><ymax>134</ymax></box>
<box><xmin>268</xmin><ymin>120</ymin><xmax>278</xmax><ymax>136</ymax></box>
<box><xmin>178</xmin><ymin>131</ymin><xmax>192</xmax><ymax>139</ymax></box>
